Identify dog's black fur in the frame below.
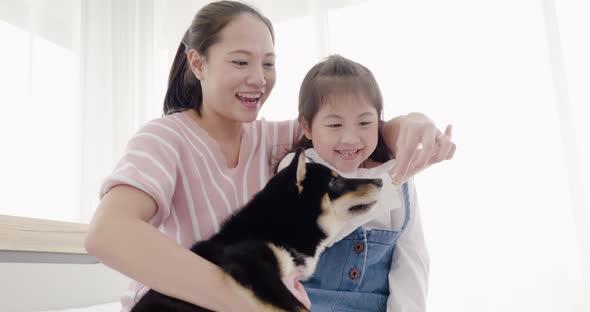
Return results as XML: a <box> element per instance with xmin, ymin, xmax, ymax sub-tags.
<box><xmin>131</xmin><ymin>148</ymin><xmax>382</xmax><ymax>312</ymax></box>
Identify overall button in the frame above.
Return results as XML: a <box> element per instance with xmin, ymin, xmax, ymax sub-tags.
<box><xmin>349</xmin><ymin>267</ymin><xmax>361</xmax><ymax>280</ymax></box>
<box><xmin>353</xmin><ymin>241</ymin><xmax>364</xmax><ymax>254</ymax></box>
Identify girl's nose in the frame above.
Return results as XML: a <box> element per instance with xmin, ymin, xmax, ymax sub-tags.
<box><xmin>340</xmin><ymin>130</ymin><xmax>361</xmax><ymax>144</ymax></box>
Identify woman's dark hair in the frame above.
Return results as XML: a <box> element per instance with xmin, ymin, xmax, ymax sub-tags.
<box><xmin>293</xmin><ymin>54</ymin><xmax>390</xmax><ymax>162</ymax></box>
<box><xmin>163</xmin><ymin>1</ymin><xmax>274</xmax><ymax>116</ymax></box>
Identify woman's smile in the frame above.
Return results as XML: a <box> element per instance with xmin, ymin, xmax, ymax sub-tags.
<box><xmin>236</xmin><ymin>91</ymin><xmax>262</xmax><ymax>109</ymax></box>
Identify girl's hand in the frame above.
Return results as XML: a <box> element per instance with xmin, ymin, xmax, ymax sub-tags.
<box><xmin>384</xmin><ymin>113</ymin><xmax>456</xmax><ymax>184</ymax></box>
<box><xmin>281</xmin><ymin>272</ymin><xmax>312</xmax><ymax>310</ymax></box>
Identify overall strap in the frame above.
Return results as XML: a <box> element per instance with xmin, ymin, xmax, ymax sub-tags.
<box><xmin>400</xmin><ymin>182</ymin><xmax>411</xmax><ymax>231</ymax></box>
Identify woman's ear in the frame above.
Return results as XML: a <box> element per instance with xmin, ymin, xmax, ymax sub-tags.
<box><xmin>187</xmin><ymin>49</ymin><xmax>205</xmax><ymax>80</ymax></box>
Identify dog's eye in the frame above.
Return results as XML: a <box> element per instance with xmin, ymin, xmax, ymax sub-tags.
<box><xmin>328</xmin><ymin>177</ymin><xmax>337</xmax><ymax>188</ymax></box>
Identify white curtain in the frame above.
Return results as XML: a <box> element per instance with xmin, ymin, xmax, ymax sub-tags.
<box><xmin>0</xmin><ymin>0</ymin><xmax>83</xmax><ymax>221</ymax></box>
<box><xmin>0</xmin><ymin>0</ymin><xmax>587</xmax><ymax>311</ymax></box>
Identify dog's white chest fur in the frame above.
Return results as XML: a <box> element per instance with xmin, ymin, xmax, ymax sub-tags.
<box><xmin>267</xmin><ymin>242</ymin><xmax>328</xmax><ymax>281</ymax></box>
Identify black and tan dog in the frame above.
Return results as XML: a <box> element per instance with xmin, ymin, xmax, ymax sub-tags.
<box><xmin>131</xmin><ymin>148</ymin><xmax>383</xmax><ymax>312</ymax></box>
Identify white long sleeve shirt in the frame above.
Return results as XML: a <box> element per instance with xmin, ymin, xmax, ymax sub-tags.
<box><xmin>278</xmin><ymin>148</ymin><xmax>430</xmax><ymax>312</ymax></box>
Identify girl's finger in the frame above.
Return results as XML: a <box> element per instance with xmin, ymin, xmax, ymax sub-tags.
<box><xmin>444</xmin><ymin>124</ymin><xmax>453</xmax><ymax>139</ymax></box>
<box><xmin>446</xmin><ymin>142</ymin><xmax>457</xmax><ymax>160</ymax></box>
<box><xmin>390</xmin><ymin>141</ymin><xmax>418</xmax><ymax>184</ymax></box>
<box><xmin>411</xmin><ymin>129</ymin><xmax>437</xmax><ymax>170</ymax></box>
<box><xmin>432</xmin><ymin>134</ymin><xmax>452</xmax><ymax>163</ymax></box>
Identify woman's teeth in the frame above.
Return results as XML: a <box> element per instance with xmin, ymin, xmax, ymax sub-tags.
<box><xmin>236</xmin><ymin>92</ymin><xmax>262</xmax><ymax>102</ymax></box>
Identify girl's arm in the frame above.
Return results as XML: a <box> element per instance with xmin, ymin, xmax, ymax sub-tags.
<box><xmin>85</xmin><ymin>185</ymin><xmax>258</xmax><ymax>311</ymax></box>
<box><xmin>387</xmin><ymin>180</ymin><xmax>430</xmax><ymax>312</ymax></box>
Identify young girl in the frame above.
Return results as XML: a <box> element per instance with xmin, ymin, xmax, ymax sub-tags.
<box><xmin>85</xmin><ymin>1</ymin><xmax>453</xmax><ymax>311</ymax></box>
<box><xmin>278</xmin><ymin>55</ymin><xmax>429</xmax><ymax>312</ymax></box>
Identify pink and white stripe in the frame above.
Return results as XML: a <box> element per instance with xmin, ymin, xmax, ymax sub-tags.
<box><xmin>99</xmin><ymin>111</ymin><xmax>301</xmax><ymax>311</ymax></box>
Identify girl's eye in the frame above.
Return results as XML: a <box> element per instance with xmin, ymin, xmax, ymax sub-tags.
<box><xmin>326</xmin><ymin>124</ymin><xmax>341</xmax><ymax>128</ymax></box>
<box><xmin>232</xmin><ymin>60</ymin><xmax>248</xmax><ymax>66</ymax></box>
<box><xmin>359</xmin><ymin>121</ymin><xmax>373</xmax><ymax>126</ymax></box>
<box><xmin>264</xmin><ymin>62</ymin><xmax>275</xmax><ymax>68</ymax></box>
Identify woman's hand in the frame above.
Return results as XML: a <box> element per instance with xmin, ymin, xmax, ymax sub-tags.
<box><xmin>383</xmin><ymin>112</ymin><xmax>456</xmax><ymax>184</ymax></box>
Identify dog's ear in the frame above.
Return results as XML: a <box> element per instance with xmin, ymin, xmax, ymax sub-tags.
<box><xmin>288</xmin><ymin>148</ymin><xmax>306</xmax><ymax>193</ymax></box>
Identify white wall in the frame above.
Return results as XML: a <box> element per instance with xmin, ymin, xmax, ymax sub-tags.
<box><xmin>0</xmin><ymin>263</ymin><xmax>128</xmax><ymax>311</ymax></box>
<box><xmin>0</xmin><ymin>0</ymin><xmax>587</xmax><ymax>311</ymax></box>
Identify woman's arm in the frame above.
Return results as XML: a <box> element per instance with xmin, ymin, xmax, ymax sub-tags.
<box><xmin>382</xmin><ymin>113</ymin><xmax>456</xmax><ymax>184</ymax></box>
<box><xmin>85</xmin><ymin>185</ymin><xmax>258</xmax><ymax>311</ymax></box>
<box><xmin>387</xmin><ymin>181</ymin><xmax>430</xmax><ymax>312</ymax></box>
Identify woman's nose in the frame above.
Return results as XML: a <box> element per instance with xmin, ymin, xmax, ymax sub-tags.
<box><xmin>247</xmin><ymin>66</ymin><xmax>266</xmax><ymax>88</ymax></box>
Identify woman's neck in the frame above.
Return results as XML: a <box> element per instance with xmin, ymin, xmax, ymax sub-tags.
<box><xmin>187</xmin><ymin>109</ymin><xmax>242</xmax><ymax>144</ymax></box>
<box><xmin>185</xmin><ymin>108</ymin><xmax>244</xmax><ymax>168</ymax></box>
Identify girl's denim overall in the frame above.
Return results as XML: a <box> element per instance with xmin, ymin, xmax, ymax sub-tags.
<box><xmin>304</xmin><ymin>183</ymin><xmax>411</xmax><ymax>312</ymax></box>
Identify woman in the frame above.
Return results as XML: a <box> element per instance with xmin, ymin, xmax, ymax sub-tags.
<box><xmin>85</xmin><ymin>2</ymin><xmax>455</xmax><ymax>311</ymax></box>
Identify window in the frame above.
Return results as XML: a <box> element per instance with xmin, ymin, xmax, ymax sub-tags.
<box><xmin>0</xmin><ymin>17</ymin><xmax>81</xmax><ymax>222</ymax></box>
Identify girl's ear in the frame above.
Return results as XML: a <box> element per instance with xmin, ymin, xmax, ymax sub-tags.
<box><xmin>187</xmin><ymin>49</ymin><xmax>205</xmax><ymax>80</ymax></box>
<box><xmin>300</xmin><ymin>118</ymin><xmax>313</xmax><ymax>140</ymax></box>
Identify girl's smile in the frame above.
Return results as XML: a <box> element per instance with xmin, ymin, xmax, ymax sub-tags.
<box><xmin>303</xmin><ymin>93</ymin><xmax>379</xmax><ymax>173</ymax></box>
<box><xmin>334</xmin><ymin>148</ymin><xmax>364</xmax><ymax>161</ymax></box>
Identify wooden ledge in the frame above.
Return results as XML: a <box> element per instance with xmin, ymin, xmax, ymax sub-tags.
<box><xmin>0</xmin><ymin>214</ymin><xmax>89</xmax><ymax>255</ymax></box>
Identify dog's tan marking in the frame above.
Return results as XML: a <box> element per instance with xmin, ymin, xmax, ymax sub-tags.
<box><xmin>296</xmin><ymin>182</ymin><xmax>304</xmax><ymax>194</ymax></box>
<box><xmin>317</xmin><ymin>183</ymin><xmax>381</xmax><ymax>240</ymax></box>
<box><xmin>317</xmin><ymin>194</ymin><xmax>346</xmax><ymax>240</ymax></box>
<box><xmin>332</xmin><ymin>184</ymin><xmax>381</xmax><ymax>215</ymax></box>
<box><xmin>295</xmin><ymin>151</ymin><xmax>306</xmax><ymax>193</ymax></box>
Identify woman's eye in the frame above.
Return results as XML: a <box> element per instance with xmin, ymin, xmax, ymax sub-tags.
<box><xmin>232</xmin><ymin>60</ymin><xmax>248</xmax><ymax>66</ymax></box>
<box><xmin>359</xmin><ymin>121</ymin><xmax>373</xmax><ymax>126</ymax></box>
<box><xmin>326</xmin><ymin>124</ymin><xmax>341</xmax><ymax>128</ymax></box>
<box><xmin>264</xmin><ymin>62</ymin><xmax>275</xmax><ymax>68</ymax></box>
